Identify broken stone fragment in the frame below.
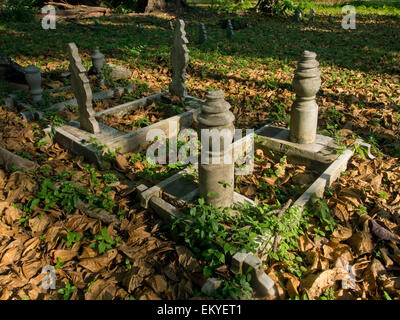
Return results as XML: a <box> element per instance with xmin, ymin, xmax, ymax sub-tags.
<box><xmin>201</xmin><ymin>278</ymin><xmax>223</xmax><ymax>296</ymax></box>
<box><xmin>107</xmin><ymin>63</ymin><xmax>131</xmax><ymax>81</ymax></box>
<box><xmin>231</xmin><ymin>252</ymin><xmax>249</xmax><ymax>274</ymax></box>
<box><xmin>242</xmin><ymin>254</ymin><xmax>278</xmax><ymax>298</ymax></box>
<box><xmin>2</xmin><ymin>96</ymin><xmax>14</xmax><ymax>109</ymax></box>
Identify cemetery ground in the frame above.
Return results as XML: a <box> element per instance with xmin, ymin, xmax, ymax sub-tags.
<box><xmin>0</xmin><ymin>3</ymin><xmax>400</xmax><ymax>300</ymax></box>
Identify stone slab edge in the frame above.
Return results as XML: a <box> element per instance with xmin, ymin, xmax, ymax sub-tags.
<box><xmin>255</xmin><ymin>125</ymin><xmax>338</xmax><ymax>164</ymax></box>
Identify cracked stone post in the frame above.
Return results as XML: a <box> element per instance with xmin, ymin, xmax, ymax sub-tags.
<box><xmin>197</xmin><ymin>90</ymin><xmax>235</xmax><ymax>208</ymax></box>
<box><xmin>68</xmin><ymin>42</ymin><xmax>100</xmax><ymax>134</ymax></box>
<box><xmin>91</xmin><ymin>47</ymin><xmax>105</xmax><ymax>87</ymax></box>
<box><xmin>169</xmin><ymin>19</ymin><xmax>189</xmax><ymax>100</ymax></box>
<box><xmin>24</xmin><ymin>65</ymin><xmax>43</xmax><ymax>103</ymax></box>
<box><xmin>199</xmin><ymin>23</ymin><xmax>207</xmax><ymax>44</ymax></box>
<box><xmin>289</xmin><ymin>50</ymin><xmax>321</xmax><ymax>144</ymax></box>
<box><xmin>226</xmin><ymin>20</ymin><xmax>234</xmax><ymax>39</ymax></box>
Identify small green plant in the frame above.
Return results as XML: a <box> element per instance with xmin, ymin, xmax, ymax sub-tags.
<box><xmin>58</xmin><ymin>282</ymin><xmax>76</xmax><ymax>300</ymax></box>
<box><xmin>378</xmin><ymin>190</ymin><xmax>389</xmax><ymax>200</ymax></box>
<box><xmin>383</xmin><ymin>291</ymin><xmax>392</xmax><ymax>300</ymax></box>
<box><xmin>357</xmin><ymin>204</ymin><xmax>368</xmax><ymax>216</ymax></box>
<box><xmin>89</xmin><ymin>227</ymin><xmax>120</xmax><ymax>254</ymax></box>
<box><xmin>19</xmin><ymin>215</ymin><xmax>30</xmax><ymax>228</ymax></box>
<box><xmin>309</xmin><ymin>196</ymin><xmax>336</xmax><ymax>236</ymax></box>
<box><xmin>65</xmin><ymin>231</ymin><xmax>82</xmax><ymax>248</ymax></box>
<box><xmin>131</xmin><ymin>117</ymin><xmax>150</xmax><ymax>128</ymax></box>
<box><xmin>103</xmin><ymin>173</ymin><xmax>118</xmax><ymax>185</ymax></box>
<box><xmin>320</xmin><ymin>287</ymin><xmax>336</xmax><ymax>300</ymax></box>
<box><xmin>54</xmin><ymin>257</ymin><xmax>64</xmax><ymax>269</ymax></box>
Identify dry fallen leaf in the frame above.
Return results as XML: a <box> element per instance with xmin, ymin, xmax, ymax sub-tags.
<box><xmin>301</xmin><ymin>268</ymin><xmax>345</xmax><ymax>300</ymax></box>
<box><xmin>78</xmin><ymin>249</ymin><xmax>117</xmax><ymax>273</ymax></box>
<box><xmin>350</xmin><ymin>231</ymin><xmax>374</xmax><ymax>256</ymax></box>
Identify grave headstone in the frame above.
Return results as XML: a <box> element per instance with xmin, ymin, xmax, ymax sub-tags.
<box><xmin>137</xmin><ymin>23</ymin><xmax>143</xmax><ymax>32</ymax></box>
<box><xmin>226</xmin><ymin>19</ymin><xmax>234</xmax><ymax>39</ymax></box>
<box><xmin>309</xmin><ymin>8</ymin><xmax>315</xmax><ymax>24</ymax></box>
<box><xmin>91</xmin><ymin>47</ymin><xmax>105</xmax><ymax>87</ymax></box>
<box><xmin>197</xmin><ymin>90</ymin><xmax>235</xmax><ymax>208</ymax></box>
<box><xmin>328</xmin><ymin>14</ymin><xmax>334</xmax><ymax>24</ymax></box>
<box><xmin>68</xmin><ymin>42</ymin><xmax>100</xmax><ymax>134</ymax></box>
<box><xmin>24</xmin><ymin>65</ymin><xmax>43</xmax><ymax>103</ymax></box>
<box><xmin>199</xmin><ymin>23</ymin><xmax>207</xmax><ymax>44</ymax></box>
<box><xmin>169</xmin><ymin>20</ymin><xmax>174</xmax><ymax>30</ymax></box>
<box><xmin>294</xmin><ymin>8</ymin><xmax>302</xmax><ymax>23</ymax></box>
<box><xmin>169</xmin><ymin>19</ymin><xmax>189</xmax><ymax>99</ymax></box>
<box><xmin>289</xmin><ymin>50</ymin><xmax>321</xmax><ymax>144</ymax></box>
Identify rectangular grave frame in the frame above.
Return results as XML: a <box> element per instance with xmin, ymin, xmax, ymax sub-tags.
<box><xmin>136</xmin><ymin>125</ymin><xmax>364</xmax><ymax>257</ymax></box>
<box><xmin>54</xmin><ymin>92</ymin><xmax>205</xmax><ymax>165</ymax></box>
<box><xmin>137</xmin><ymin>125</ymin><xmax>359</xmax><ymax>225</ymax></box>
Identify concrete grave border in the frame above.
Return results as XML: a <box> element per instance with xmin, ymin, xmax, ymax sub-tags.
<box><xmin>135</xmin><ymin>125</ymin><xmax>373</xmax><ymax>298</ymax></box>
<box><xmin>53</xmin><ymin>93</ymin><xmax>205</xmax><ymax>165</ymax></box>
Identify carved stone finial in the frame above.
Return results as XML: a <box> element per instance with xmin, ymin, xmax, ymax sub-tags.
<box><xmin>197</xmin><ymin>90</ymin><xmax>235</xmax><ymax>208</ymax></box>
<box><xmin>68</xmin><ymin>42</ymin><xmax>100</xmax><ymax>134</ymax></box>
<box><xmin>226</xmin><ymin>20</ymin><xmax>234</xmax><ymax>39</ymax></box>
<box><xmin>91</xmin><ymin>47</ymin><xmax>105</xmax><ymax>87</ymax></box>
<box><xmin>199</xmin><ymin>23</ymin><xmax>207</xmax><ymax>44</ymax></box>
<box><xmin>289</xmin><ymin>50</ymin><xmax>321</xmax><ymax>144</ymax></box>
<box><xmin>169</xmin><ymin>19</ymin><xmax>189</xmax><ymax>99</ymax></box>
<box><xmin>24</xmin><ymin>65</ymin><xmax>43</xmax><ymax>103</ymax></box>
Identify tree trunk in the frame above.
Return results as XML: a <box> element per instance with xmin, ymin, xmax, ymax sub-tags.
<box><xmin>135</xmin><ymin>0</ymin><xmax>187</xmax><ymax>13</ymax></box>
<box><xmin>135</xmin><ymin>0</ymin><xmax>167</xmax><ymax>13</ymax></box>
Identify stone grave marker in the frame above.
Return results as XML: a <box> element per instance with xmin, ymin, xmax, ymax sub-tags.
<box><xmin>289</xmin><ymin>50</ymin><xmax>321</xmax><ymax>144</ymax></box>
<box><xmin>24</xmin><ymin>65</ymin><xmax>43</xmax><ymax>103</ymax></box>
<box><xmin>309</xmin><ymin>8</ymin><xmax>316</xmax><ymax>24</ymax></box>
<box><xmin>328</xmin><ymin>14</ymin><xmax>334</xmax><ymax>24</ymax></box>
<box><xmin>294</xmin><ymin>8</ymin><xmax>302</xmax><ymax>22</ymax></box>
<box><xmin>91</xmin><ymin>47</ymin><xmax>105</xmax><ymax>87</ymax></box>
<box><xmin>199</xmin><ymin>23</ymin><xmax>207</xmax><ymax>44</ymax></box>
<box><xmin>68</xmin><ymin>42</ymin><xmax>100</xmax><ymax>134</ymax></box>
<box><xmin>169</xmin><ymin>19</ymin><xmax>189</xmax><ymax>100</ymax></box>
<box><xmin>226</xmin><ymin>19</ymin><xmax>234</xmax><ymax>39</ymax></box>
<box><xmin>197</xmin><ymin>90</ymin><xmax>235</xmax><ymax>208</ymax></box>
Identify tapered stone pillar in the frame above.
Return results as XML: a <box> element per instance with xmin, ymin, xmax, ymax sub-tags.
<box><xmin>91</xmin><ymin>47</ymin><xmax>105</xmax><ymax>87</ymax></box>
<box><xmin>169</xmin><ymin>19</ymin><xmax>189</xmax><ymax>99</ymax></box>
<box><xmin>24</xmin><ymin>65</ymin><xmax>43</xmax><ymax>103</ymax></box>
<box><xmin>197</xmin><ymin>90</ymin><xmax>235</xmax><ymax>208</ymax></box>
<box><xmin>289</xmin><ymin>51</ymin><xmax>321</xmax><ymax>144</ymax></box>
<box><xmin>199</xmin><ymin>23</ymin><xmax>207</xmax><ymax>44</ymax></box>
<box><xmin>227</xmin><ymin>20</ymin><xmax>234</xmax><ymax>39</ymax></box>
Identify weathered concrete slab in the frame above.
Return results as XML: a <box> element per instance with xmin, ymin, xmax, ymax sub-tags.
<box><xmin>48</xmin><ymin>86</ymin><xmax>130</xmax><ymax>112</ymax></box>
<box><xmin>105</xmin><ymin>109</ymin><xmax>197</xmax><ymax>153</ymax></box>
<box><xmin>95</xmin><ymin>93</ymin><xmax>162</xmax><ymax>118</ymax></box>
<box><xmin>255</xmin><ymin>125</ymin><xmax>338</xmax><ymax>163</ymax></box>
<box><xmin>54</xmin><ymin>121</ymin><xmax>125</xmax><ymax>165</ymax></box>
